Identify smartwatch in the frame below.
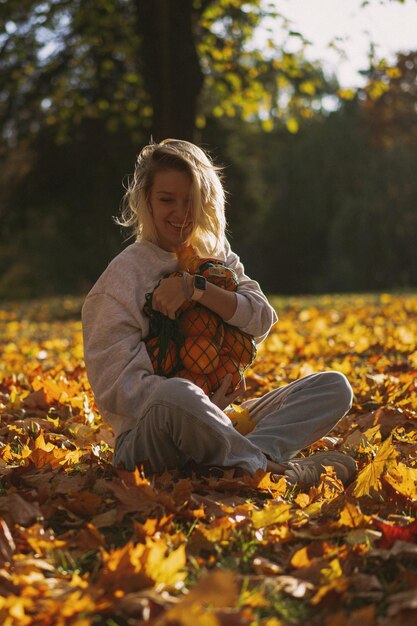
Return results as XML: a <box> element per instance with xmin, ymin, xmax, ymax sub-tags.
<box><xmin>191</xmin><ymin>275</ymin><xmax>207</xmax><ymax>301</ymax></box>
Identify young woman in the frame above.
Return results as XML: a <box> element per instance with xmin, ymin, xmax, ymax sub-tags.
<box><xmin>82</xmin><ymin>139</ymin><xmax>356</xmax><ymax>485</ymax></box>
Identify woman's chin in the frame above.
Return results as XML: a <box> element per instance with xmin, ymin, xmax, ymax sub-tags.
<box><xmin>158</xmin><ymin>234</ymin><xmax>191</xmax><ymax>253</ymax></box>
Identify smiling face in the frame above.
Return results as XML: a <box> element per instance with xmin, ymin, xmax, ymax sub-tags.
<box><xmin>149</xmin><ymin>168</ymin><xmax>194</xmax><ymax>252</ymax></box>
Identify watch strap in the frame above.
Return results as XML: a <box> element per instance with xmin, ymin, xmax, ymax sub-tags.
<box><xmin>191</xmin><ymin>275</ymin><xmax>207</xmax><ymax>301</ymax></box>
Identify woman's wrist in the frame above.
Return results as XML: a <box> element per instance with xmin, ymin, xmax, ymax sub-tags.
<box><xmin>182</xmin><ymin>272</ymin><xmax>194</xmax><ymax>300</ymax></box>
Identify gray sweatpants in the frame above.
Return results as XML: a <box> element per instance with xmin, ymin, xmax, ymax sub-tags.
<box><xmin>113</xmin><ymin>371</ymin><xmax>353</xmax><ymax>475</ymax></box>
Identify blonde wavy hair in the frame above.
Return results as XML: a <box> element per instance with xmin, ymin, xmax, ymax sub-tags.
<box><xmin>116</xmin><ymin>138</ymin><xmax>227</xmax><ymax>256</ymax></box>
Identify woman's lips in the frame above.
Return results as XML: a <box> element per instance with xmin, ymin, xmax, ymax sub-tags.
<box><xmin>168</xmin><ymin>221</ymin><xmax>191</xmax><ymax>230</ymax></box>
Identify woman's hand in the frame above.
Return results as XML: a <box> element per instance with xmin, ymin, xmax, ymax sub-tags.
<box><xmin>152</xmin><ymin>274</ymin><xmax>190</xmax><ymax>319</ymax></box>
<box><xmin>152</xmin><ymin>271</ymin><xmax>237</xmax><ymax>324</ymax></box>
<box><xmin>211</xmin><ymin>374</ymin><xmax>246</xmax><ymax>411</ymax></box>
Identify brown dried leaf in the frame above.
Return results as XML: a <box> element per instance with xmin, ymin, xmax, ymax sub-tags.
<box><xmin>0</xmin><ymin>493</ymin><xmax>43</xmax><ymax>527</ymax></box>
<box><xmin>0</xmin><ymin>519</ymin><xmax>16</xmax><ymax>565</ymax></box>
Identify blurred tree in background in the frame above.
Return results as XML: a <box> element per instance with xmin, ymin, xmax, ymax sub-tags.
<box><xmin>0</xmin><ymin>0</ymin><xmax>415</xmax><ymax>297</ymax></box>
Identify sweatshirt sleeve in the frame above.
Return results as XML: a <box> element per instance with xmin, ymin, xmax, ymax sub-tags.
<box><xmin>82</xmin><ymin>292</ymin><xmax>163</xmax><ymax>429</ymax></box>
<box><xmin>223</xmin><ymin>241</ymin><xmax>278</xmax><ymax>343</ymax></box>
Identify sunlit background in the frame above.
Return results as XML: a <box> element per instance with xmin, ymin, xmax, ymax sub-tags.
<box><xmin>0</xmin><ymin>0</ymin><xmax>416</xmax><ymax>298</ymax></box>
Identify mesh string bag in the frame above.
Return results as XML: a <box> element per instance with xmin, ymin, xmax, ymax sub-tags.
<box><xmin>177</xmin><ymin>244</ymin><xmax>239</xmax><ymax>293</ymax></box>
<box><xmin>208</xmin><ymin>354</ymin><xmax>243</xmax><ymax>395</ymax></box>
<box><xmin>222</xmin><ymin>324</ymin><xmax>257</xmax><ymax>369</ymax></box>
<box><xmin>143</xmin><ymin>252</ymin><xmax>257</xmax><ymax>396</ymax></box>
<box><xmin>208</xmin><ymin>326</ymin><xmax>257</xmax><ymax>394</ymax></box>
<box><xmin>144</xmin><ymin>273</ymin><xmax>185</xmax><ymax>376</ymax></box>
<box><xmin>174</xmin><ymin>368</ymin><xmax>211</xmax><ymax>394</ymax></box>
<box><xmin>179</xmin><ymin>336</ymin><xmax>220</xmax><ymax>376</ymax></box>
<box><xmin>199</xmin><ymin>260</ymin><xmax>239</xmax><ymax>292</ymax></box>
<box><xmin>145</xmin><ymin>335</ymin><xmax>179</xmax><ymax>376</ymax></box>
<box><xmin>178</xmin><ymin>305</ymin><xmax>224</xmax><ymax>346</ymax></box>
<box><xmin>176</xmin><ymin>305</ymin><xmax>225</xmax><ymax>387</ymax></box>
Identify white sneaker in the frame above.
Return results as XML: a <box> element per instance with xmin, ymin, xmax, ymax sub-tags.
<box><xmin>284</xmin><ymin>451</ymin><xmax>357</xmax><ymax>486</ymax></box>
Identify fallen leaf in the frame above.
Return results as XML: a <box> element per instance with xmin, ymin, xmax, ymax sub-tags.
<box><xmin>99</xmin><ymin>537</ymin><xmax>186</xmax><ymax>593</ymax></box>
<box><xmin>388</xmin><ymin>589</ymin><xmax>417</xmax><ymax>616</ymax></box>
<box><xmin>383</xmin><ymin>462</ymin><xmax>417</xmax><ymax>502</ymax></box>
<box><xmin>251</xmin><ymin>502</ymin><xmax>292</xmax><ymax>529</ymax></box>
<box><xmin>0</xmin><ymin>520</ymin><xmax>16</xmax><ymax>565</ymax></box>
<box><xmin>0</xmin><ymin>493</ymin><xmax>43</xmax><ymax>526</ymax></box>
<box><xmin>352</xmin><ymin>435</ymin><xmax>398</xmax><ymax>497</ymax></box>
<box><xmin>368</xmin><ymin>540</ymin><xmax>417</xmax><ymax>560</ymax></box>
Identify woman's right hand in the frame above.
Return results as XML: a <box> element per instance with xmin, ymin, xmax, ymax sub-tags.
<box><xmin>152</xmin><ymin>274</ymin><xmax>191</xmax><ymax>319</ymax></box>
<box><xmin>211</xmin><ymin>375</ymin><xmax>246</xmax><ymax>411</ymax></box>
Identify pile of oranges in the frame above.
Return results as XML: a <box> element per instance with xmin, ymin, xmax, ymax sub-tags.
<box><xmin>144</xmin><ymin>251</ymin><xmax>256</xmax><ymax>396</ymax></box>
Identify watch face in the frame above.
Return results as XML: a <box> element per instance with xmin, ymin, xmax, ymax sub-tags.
<box><xmin>194</xmin><ymin>275</ymin><xmax>207</xmax><ymax>290</ymax></box>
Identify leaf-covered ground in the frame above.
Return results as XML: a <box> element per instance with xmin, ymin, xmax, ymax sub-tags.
<box><xmin>1</xmin><ymin>293</ymin><xmax>417</xmax><ymax>626</ymax></box>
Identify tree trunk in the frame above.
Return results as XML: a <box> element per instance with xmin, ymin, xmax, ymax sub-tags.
<box><xmin>135</xmin><ymin>0</ymin><xmax>204</xmax><ymax>142</ymax></box>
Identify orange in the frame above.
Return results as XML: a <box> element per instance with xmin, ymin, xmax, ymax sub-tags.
<box><xmin>215</xmin><ymin>322</ymin><xmax>225</xmax><ymax>348</ymax></box>
<box><xmin>175</xmin><ymin>369</ymin><xmax>211</xmax><ymax>395</ymax></box>
<box><xmin>222</xmin><ymin>325</ymin><xmax>256</xmax><ymax>369</ymax></box>
<box><xmin>179</xmin><ymin>336</ymin><xmax>220</xmax><ymax>375</ymax></box>
<box><xmin>145</xmin><ymin>337</ymin><xmax>179</xmax><ymax>376</ymax></box>
<box><xmin>208</xmin><ymin>356</ymin><xmax>243</xmax><ymax>394</ymax></box>
<box><xmin>179</xmin><ymin>306</ymin><xmax>223</xmax><ymax>343</ymax></box>
<box><xmin>199</xmin><ymin>262</ymin><xmax>239</xmax><ymax>292</ymax></box>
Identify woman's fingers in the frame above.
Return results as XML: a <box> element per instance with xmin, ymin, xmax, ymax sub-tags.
<box><xmin>226</xmin><ymin>377</ymin><xmax>246</xmax><ymax>404</ymax></box>
<box><xmin>211</xmin><ymin>374</ymin><xmax>248</xmax><ymax>410</ymax></box>
<box><xmin>213</xmin><ymin>373</ymin><xmax>232</xmax><ymax>399</ymax></box>
<box><xmin>220</xmin><ymin>373</ymin><xmax>233</xmax><ymax>393</ymax></box>
<box><xmin>211</xmin><ymin>374</ymin><xmax>232</xmax><ymax>409</ymax></box>
<box><xmin>152</xmin><ymin>276</ymin><xmax>186</xmax><ymax>318</ymax></box>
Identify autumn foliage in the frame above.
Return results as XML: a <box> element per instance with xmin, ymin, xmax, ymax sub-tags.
<box><xmin>0</xmin><ymin>293</ymin><xmax>417</xmax><ymax>625</ymax></box>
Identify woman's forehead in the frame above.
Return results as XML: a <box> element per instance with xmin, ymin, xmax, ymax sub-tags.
<box><xmin>152</xmin><ymin>169</ymin><xmax>193</xmax><ymax>193</ymax></box>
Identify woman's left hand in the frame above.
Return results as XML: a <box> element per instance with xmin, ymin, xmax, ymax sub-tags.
<box><xmin>211</xmin><ymin>375</ymin><xmax>247</xmax><ymax>411</ymax></box>
<box><xmin>152</xmin><ymin>274</ymin><xmax>189</xmax><ymax>319</ymax></box>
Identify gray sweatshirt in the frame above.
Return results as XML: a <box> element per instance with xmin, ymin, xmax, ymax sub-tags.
<box><xmin>81</xmin><ymin>239</ymin><xmax>278</xmax><ymax>438</ymax></box>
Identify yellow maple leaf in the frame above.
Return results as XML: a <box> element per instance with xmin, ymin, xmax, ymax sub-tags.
<box><xmin>34</xmin><ymin>431</ymin><xmax>55</xmax><ymax>452</ymax></box>
<box><xmin>312</xmin><ymin>558</ymin><xmax>348</xmax><ymax>605</ymax></box>
<box><xmin>384</xmin><ymin>462</ymin><xmax>417</xmax><ymax>501</ymax></box>
<box><xmin>251</xmin><ymin>502</ymin><xmax>292</xmax><ymax>530</ymax></box>
<box><xmin>334</xmin><ymin>499</ymin><xmax>365</xmax><ymax>529</ymax></box>
<box><xmin>294</xmin><ymin>493</ymin><xmax>310</xmax><ymax>508</ymax></box>
<box><xmin>60</xmin><ymin>591</ymin><xmax>96</xmax><ymax>618</ymax></box>
<box><xmin>175</xmin><ymin>569</ymin><xmax>238</xmax><ymax>608</ymax></box>
<box><xmin>353</xmin><ymin>434</ymin><xmax>398</xmax><ymax>497</ymax></box>
<box><xmin>144</xmin><ymin>539</ymin><xmax>186</xmax><ymax>586</ymax></box>
<box><xmin>0</xmin><ymin>596</ymin><xmax>34</xmax><ymax>625</ymax></box>
<box><xmin>240</xmin><ymin>588</ymin><xmax>269</xmax><ymax>607</ymax></box>
<box><xmin>361</xmin><ymin>424</ymin><xmax>382</xmax><ymax>445</ymax></box>
<box><xmin>227</xmin><ymin>404</ymin><xmax>255</xmax><ymax>435</ymax></box>
<box><xmin>242</xmin><ymin>469</ymin><xmax>288</xmax><ymax>495</ymax></box>
<box><xmin>290</xmin><ymin>546</ymin><xmax>313</xmax><ymax>569</ymax></box>
<box><xmin>100</xmin><ymin>537</ymin><xmax>186</xmax><ymax>592</ymax></box>
<box><xmin>154</xmin><ymin>605</ymin><xmax>219</xmax><ymax>626</ymax></box>
<box><xmin>29</xmin><ymin>445</ymin><xmax>68</xmax><ymax>470</ymax></box>
<box><xmin>191</xmin><ymin>517</ymin><xmax>234</xmax><ymax>548</ymax></box>
<box><xmin>153</xmin><ymin>570</ymin><xmax>239</xmax><ymax>625</ymax></box>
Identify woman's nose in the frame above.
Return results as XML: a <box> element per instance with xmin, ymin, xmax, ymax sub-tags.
<box><xmin>175</xmin><ymin>201</ymin><xmax>191</xmax><ymax>215</ymax></box>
